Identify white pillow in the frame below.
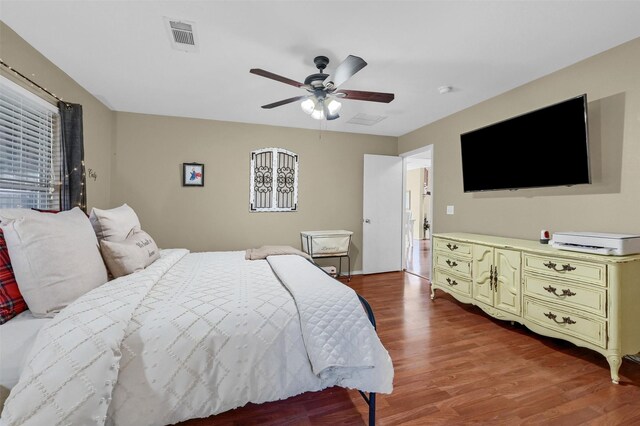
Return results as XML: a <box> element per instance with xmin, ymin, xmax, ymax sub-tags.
<box><xmin>89</xmin><ymin>203</ymin><xmax>141</xmax><ymax>242</ymax></box>
<box><xmin>100</xmin><ymin>230</ymin><xmax>160</xmax><ymax>278</ymax></box>
<box><xmin>0</xmin><ymin>207</ymin><xmax>108</xmax><ymax>317</ymax></box>
<box><xmin>0</xmin><ymin>208</ymin><xmax>43</xmax><ymax>221</ymax></box>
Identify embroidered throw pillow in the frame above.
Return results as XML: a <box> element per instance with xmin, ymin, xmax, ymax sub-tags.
<box><xmin>100</xmin><ymin>230</ymin><xmax>160</xmax><ymax>278</ymax></box>
<box><xmin>89</xmin><ymin>203</ymin><xmax>141</xmax><ymax>242</ymax></box>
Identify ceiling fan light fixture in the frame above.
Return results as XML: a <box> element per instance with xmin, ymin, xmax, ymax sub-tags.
<box><xmin>300</xmin><ymin>98</ymin><xmax>315</xmax><ymax>114</ymax></box>
<box><xmin>326</xmin><ymin>98</ymin><xmax>342</xmax><ymax>115</ymax></box>
<box><xmin>310</xmin><ymin>104</ymin><xmax>325</xmax><ymax>120</ymax></box>
<box><xmin>301</xmin><ymin>97</ymin><xmax>341</xmax><ymax>120</ymax></box>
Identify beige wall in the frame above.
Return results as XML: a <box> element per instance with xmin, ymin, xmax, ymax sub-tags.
<box><xmin>399</xmin><ymin>37</ymin><xmax>640</xmax><ymax>239</ymax></box>
<box><xmin>0</xmin><ymin>22</ymin><xmax>114</xmax><ymax>210</ymax></box>
<box><xmin>111</xmin><ymin>112</ymin><xmax>397</xmax><ymax>271</ymax></box>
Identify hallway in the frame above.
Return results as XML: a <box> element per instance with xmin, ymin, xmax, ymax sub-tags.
<box><xmin>406</xmin><ymin>238</ymin><xmax>431</xmax><ymax>278</ymax></box>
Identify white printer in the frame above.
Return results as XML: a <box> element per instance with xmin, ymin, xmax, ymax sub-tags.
<box><xmin>550</xmin><ymin>232</ymin><xmax>640</xmax><ymax>256</ymax></box>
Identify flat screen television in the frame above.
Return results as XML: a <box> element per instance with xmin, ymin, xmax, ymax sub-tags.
<box><xmin>460</xmin><ymin>94</ymin><xmax>590</xmax><ymax>192</ymax></box>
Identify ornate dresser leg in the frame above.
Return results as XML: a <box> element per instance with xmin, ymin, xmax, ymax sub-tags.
<box><xmin>430</xmin><ymin>286</ymin><xmax>436</xmax><ymax>300</ymax></box>
<box><xmin>606</xmin><ymin>355</ymin><xmax>622</xmax><ymax>384</ymax></box>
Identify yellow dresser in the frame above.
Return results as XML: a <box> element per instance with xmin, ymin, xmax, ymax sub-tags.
<box><xmin>431</xmin><ymin>232</ymin><xmax>640</xmax><ymax>384</ymax></box>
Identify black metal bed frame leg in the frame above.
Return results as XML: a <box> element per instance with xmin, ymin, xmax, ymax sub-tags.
<box><xmin>357</xmin><ymin>294</ymin><xmax>378</xmax><ymax>425</ymax></box>
<box><xmin>358</xmin><ymin>294</ymin><xmax>376</xmax><ymax>330</ymax></box>
<box><xmin>369</xmin><ymin>392</ymin><xmax>376</xmax><ymax>425</ymax></box>
<box><xmin>357</xmin><ymin>390</ymin><xmax>376</xmax><ymax>425</ymax></box>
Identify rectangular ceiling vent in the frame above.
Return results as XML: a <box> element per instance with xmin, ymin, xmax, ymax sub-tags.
<box><xmin>164</xmin><ymin>17</ymin><xmax>198</xmax><ymax>52</ymax></box>
<box><xmin>346</xmin><ymin>113</ymin><xmax>387</xmax><ymax>126</ymax></box>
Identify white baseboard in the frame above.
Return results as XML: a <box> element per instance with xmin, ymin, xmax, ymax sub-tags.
<box><xmin>626</xmin><ymin>354</ymin><xmax>640</xmax><ymax>364</ymax></box>
<box><xmin>339</xmin><ymin>270</ymin><xmax>362</xmax><ymax>276</ymax></box>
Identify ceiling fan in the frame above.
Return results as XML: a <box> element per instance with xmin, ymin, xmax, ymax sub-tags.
<box><xmin>250</xmin><ymin>55</ymin><xmax>394</xmax><ymax>121</ymax></box>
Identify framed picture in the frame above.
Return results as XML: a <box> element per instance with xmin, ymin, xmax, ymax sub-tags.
<box><xmin>183</xmin><ymin>162</ymin><xmax>204</xmax><ymax>186</ymax></box>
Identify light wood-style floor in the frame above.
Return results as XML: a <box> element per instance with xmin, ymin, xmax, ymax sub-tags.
<box><xmin>406</xmin><ymin>239</ymin><xmax>431</xmax><ymax>278</ymax></box>
<box><xmin>179</xmin><ymin>272</ymin><xmax>640</xmax><ymax>426</ymax></box>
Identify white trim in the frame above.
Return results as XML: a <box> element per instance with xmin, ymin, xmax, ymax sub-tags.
<box><xmin>400</xmin><ymin>145</ymin><xmax>432</xmax><ymax>159</ymax></box>
<box><xmin>400</xmin><ymin>144</ymin><xmax>435</xmax><ymax>279</ymax></box>
<box><xmin>0</xmin><ymin>75</ymin><xmax>59</xmax><ymax>113</ymax></box>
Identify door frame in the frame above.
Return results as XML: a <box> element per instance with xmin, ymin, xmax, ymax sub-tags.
<box><xmin>400</xmin><ymin>144</ymin><xmax>435</xmax><ymax>277</ymax></box>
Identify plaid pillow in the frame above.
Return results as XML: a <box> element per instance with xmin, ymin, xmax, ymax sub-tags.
<box><xmin>0</xmin><ymin>228</ymin><xmax>28</xmax><ymax>324</ymax></box>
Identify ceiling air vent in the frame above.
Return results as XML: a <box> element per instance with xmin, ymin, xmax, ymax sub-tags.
<box><xmin>346</xmin><ymin>113</ymin><xmax>387</xmax><ymax>126</ymax></box>
<box><xmin>164</xmin><ymin>17</ymin><xmax>198</xmax><ymax>52</ymax></box>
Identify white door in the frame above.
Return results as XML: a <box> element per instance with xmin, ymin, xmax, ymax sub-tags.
<box><xmin>363</xmin><ymin>154</ymin><xmax>403</xmax><ymax>274</ymax></box>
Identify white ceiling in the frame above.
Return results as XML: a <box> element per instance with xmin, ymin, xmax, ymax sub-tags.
<box><xmin>2</xmin><ymin>1</ymin><xmax>640</xmax><ymax>137</ymax></box>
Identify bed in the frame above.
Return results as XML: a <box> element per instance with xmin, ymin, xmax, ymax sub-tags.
<box><xmin>0</xmin><ymin>311</ymin><xmax>51</xmax><ymax>390</ymax></box>
<box><xmin>0</xmin><ymin>249</ymin><xmax>393</xmax><ymax>426</ymax></box>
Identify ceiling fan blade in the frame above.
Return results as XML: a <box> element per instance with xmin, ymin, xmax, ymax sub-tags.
<box><xmin>323</xmin><ymin>55</ymin><xmax>367</xmax><ymax>89</ymax></box>
<box><xmin>261</xmin><ymin>95</ymin><xmax>309</xmax><ymax>109</ymax></box>
<box><xmin>250</xmin><ymin>68</ymin><xmax>306</xmax><ymax>88</ymax></box>
<box><xmin>335</xmin><ymin>89</ymin><xmax>394</xmax><ymax>103</ymax></box>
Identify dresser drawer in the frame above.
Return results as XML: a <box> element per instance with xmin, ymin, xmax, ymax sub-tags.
<box><xmin>523</xmin><ymin>297</ymin><xmax>607</xmax><ymax>348</ymax></box>
<box><xmin>433</xmin><ymin>238</ymin><xmax>472</xmax><ymax>258</ymax></box>
<box><xmin>433</xmin><ymin>269</ymin><xmax>472</xmax><ymax>297</ymax></box>
<box><xmin>523</xmin><ymin>254</ymin><xmax>606</xmax><ymax>286</ymax></box>
<box><xmin>523</xmin><ymin>275</ymin><xmax>606</xmax><ymax>317</ymax></box>
<box><xmin>434</xmin><ymin>252</ymin><xmax>471</xmax><ymax>277</ymax></box>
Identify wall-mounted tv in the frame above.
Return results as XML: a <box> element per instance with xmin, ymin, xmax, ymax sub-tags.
<box><xmin>460</xmin><ymin>94</ymin><xmax>590</xmax><ymax>192</ymax></box>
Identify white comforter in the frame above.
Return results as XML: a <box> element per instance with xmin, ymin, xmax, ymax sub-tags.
<box><xmin>1</xmin><ymin>250</ymin><xmax>393</xmax><ymax>426</ymax></box>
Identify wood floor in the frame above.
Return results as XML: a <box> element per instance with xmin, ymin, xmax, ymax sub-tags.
<box><xmin>179</xmin><ymin>273</ymin><xmax>640</xmax><ymax>426</ymax></box>
<box><xmin>405</xmin><ymin>239</ymin><xmax>431</xmax><ymax>278</ymax></box>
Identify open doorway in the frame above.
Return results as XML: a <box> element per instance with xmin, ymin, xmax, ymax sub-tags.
<box><xmin>402</xmin><ymin>146</ymin><xmax>433</xmax><ymax>280</ymax></box>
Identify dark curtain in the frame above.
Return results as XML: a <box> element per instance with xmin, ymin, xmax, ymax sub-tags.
<box><xmin>58</xmin><ymin>102</ymin><xmax>86</xmax><ymax>212</ymax></box>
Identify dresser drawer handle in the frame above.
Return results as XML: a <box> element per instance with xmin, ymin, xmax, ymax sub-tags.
<box><xmin>489</xmin><ymin>265</ymin><xmax>498</xmax><ymax>291</ymax></box>
<box><xmin>446</xmin><ymin>243</ymin><xmax>459</xmax><ymax>251</ymax></box>
<box><xmin>543</xmin><ymin>261</ymin><xmax>577</xmax><ymax>272</ymax></box>
<box><xmin>445</xmin><ymin>278</ymin><xmax>458</xmax><ymax>286</ymax></box>
<box><xmin>544</xmin><ymin>312</ymin><xmax>576</xmax><ymax>325</ymax></box>
<box><xmin>445</xmin><ymin>259</ymin><xmax>458</xmax><ymax>268</ymax></box>
<box><xmin>543</xmin><ymin>285</ymin><xmax>577</xmax><ymax>297</ymax></box>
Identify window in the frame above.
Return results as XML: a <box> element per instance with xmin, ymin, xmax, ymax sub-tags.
<box><xmin>0</xmin><ymin>76</ymin><xmax>61</xmax><ymax>210</ymax></box>
<box><xmin>250</xmin><ymin>148</ymin><xmax>298</xmax><ymax>212</ymax></box>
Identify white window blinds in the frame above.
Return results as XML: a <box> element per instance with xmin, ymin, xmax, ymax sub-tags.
<box><xmin>0</xmin><ymin>76</ymin><xmax>61</xmax><ymax>210</ymax></box>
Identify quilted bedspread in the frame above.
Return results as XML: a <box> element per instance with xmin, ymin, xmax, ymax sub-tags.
<box><xmin>1</xmin><ymin>250</ymin><xmax>393</xmax><ymax>426</ymax></box>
